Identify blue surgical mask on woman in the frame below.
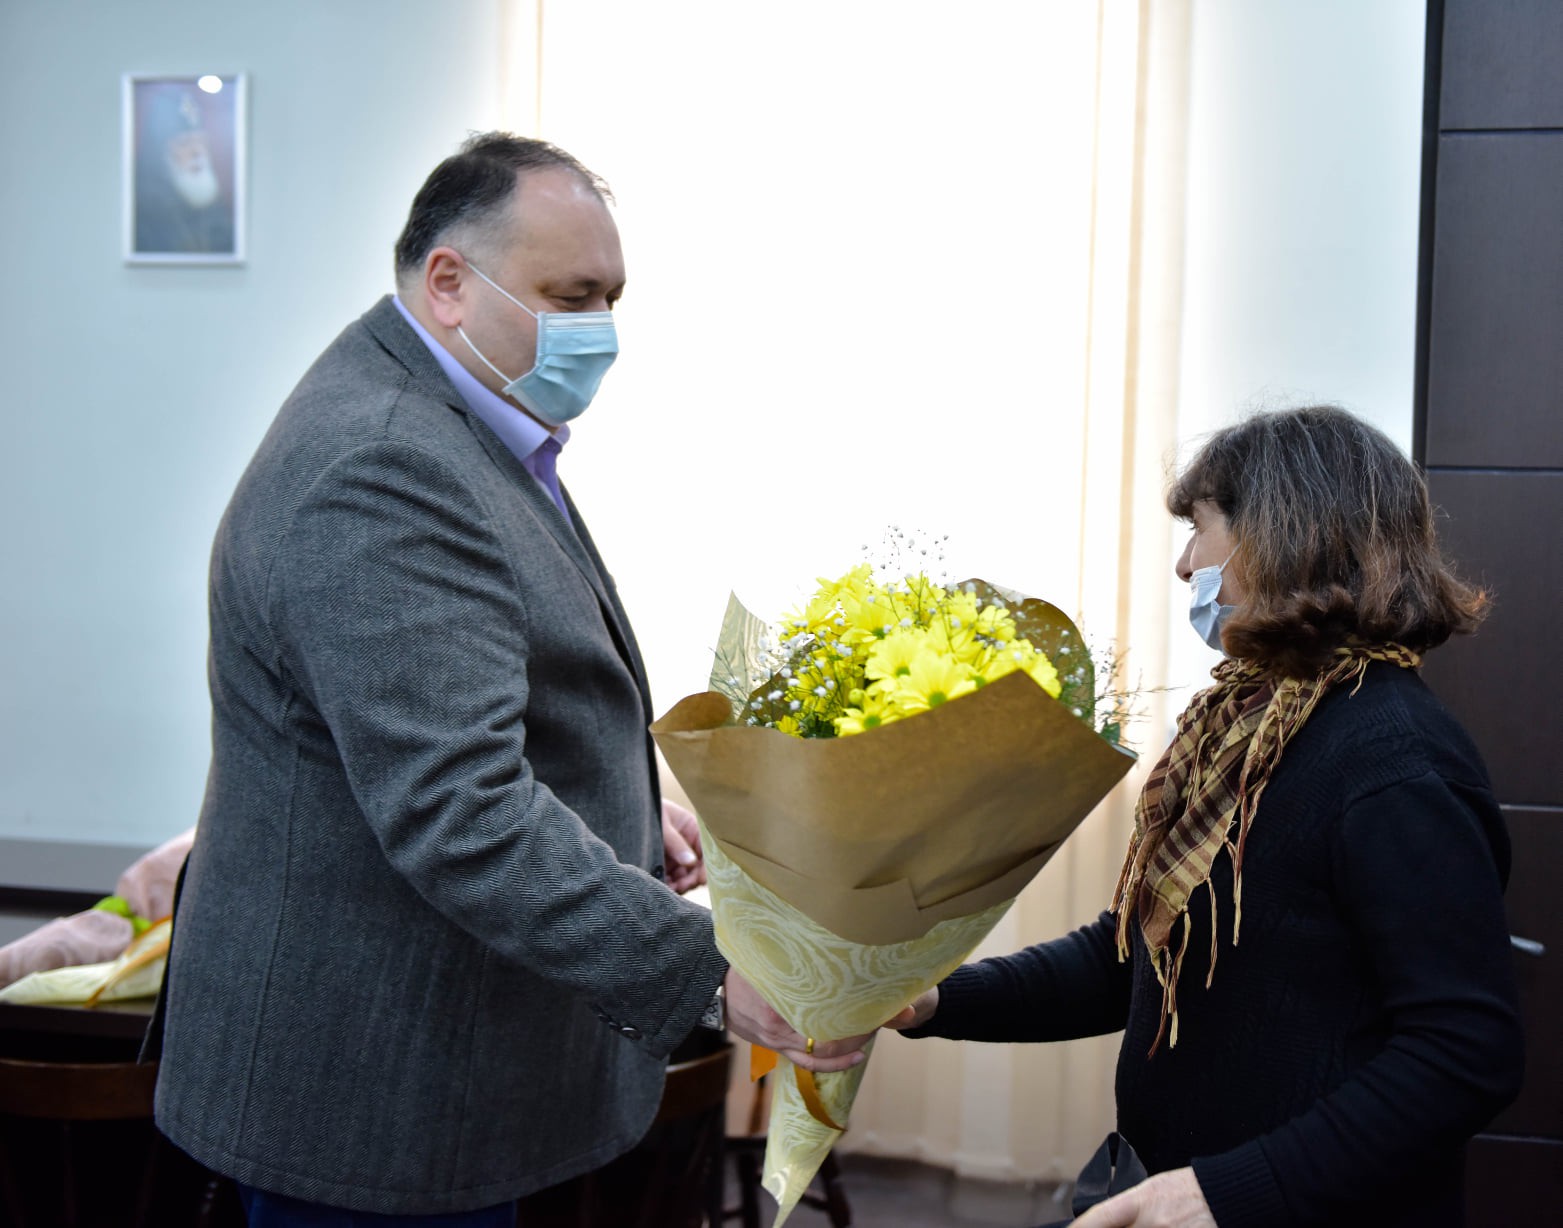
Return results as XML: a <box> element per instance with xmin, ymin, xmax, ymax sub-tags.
<box><xmin>1189</xmin><ymin>551</ymin><xmax>1237</xmax><ymax>652</ymax></box>
<box><xmin>456</xmin><ymin>262</ymin><xmax>618</xmax><ymax>426</ymax></box>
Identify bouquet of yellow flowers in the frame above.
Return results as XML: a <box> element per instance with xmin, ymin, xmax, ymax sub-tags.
<box><xmin>653</xmin><ymin>565</ymin><xmax>1135</xmax><ymax>1225</ymax></box>
<box><xmin>733</xmin><ymin>563</ymin><xmax>1071</xmax><ymax>738</ymax></box>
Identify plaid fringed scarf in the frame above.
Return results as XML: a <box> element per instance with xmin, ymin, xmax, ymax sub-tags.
<box><xmin>1111</xmin><ymin>643</ymin><xmax>1422</xmax><ymax>1056</ymax></box>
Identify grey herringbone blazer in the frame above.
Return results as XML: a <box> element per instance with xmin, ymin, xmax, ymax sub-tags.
<box><xmin>154</xmin><ymin>298</ymin><xmax>726</xmax><ymax>1215</ymax></box>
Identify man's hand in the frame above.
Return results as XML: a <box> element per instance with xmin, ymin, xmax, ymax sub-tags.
<box><xmin>1069</xmin><ymin>1168</ymin><xmax>1216</xmax><ymax>1228</ymax></box>
<box><xmin>722</xmin><ymin>968</ymin><xmax>871</xmax><ymax>1074</ymax></box>
<box><xmin>661</xmin><ymin>799</ymin><xmax>706</xmax><ymax>894</ymax></box>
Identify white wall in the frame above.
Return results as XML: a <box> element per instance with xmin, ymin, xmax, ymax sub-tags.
<box><xmin>0</xmin><ymin>0</ymin><xmax>504</xmax><ymax>845</ymax></box>
<box><xmin>1</xmin><ymin>0</ymin><xmax>1428</xmax><ymax>852</ymax></box>
<box><xmin>545</xmin><ymin>0</ymin><xmax>1121</xmax><ymax>729</ymax></box>
<box><xmin>1178</xmin><ymin>0</ymin><xmax>1425</xmax><ymax>447</ymax></box>
<box><xmin>1166</xmin><ymin>0</ymin><xmax>1426</xmax><ymax>700</ymax></box>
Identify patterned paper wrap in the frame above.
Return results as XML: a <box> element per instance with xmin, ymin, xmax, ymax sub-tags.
<box><xmin>702</xmin><ymin>827</ymin><xmax>1009</xmax><ymax>1222</ymax></box>
<box><xmin>0</xmin><ymin>918</ymin><xmax>171</xmax><ymax>1006</ymax></box>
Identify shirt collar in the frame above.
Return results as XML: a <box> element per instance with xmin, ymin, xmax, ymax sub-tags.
<box><xmin>392</xmin><ymin>295</ymin><xmax>569</xmax><ymax>464</ymax></box>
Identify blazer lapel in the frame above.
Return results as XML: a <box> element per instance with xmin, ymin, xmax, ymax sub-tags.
<box><xmin>475</xmin><ymin>429</ymin><xmax>655</xmax><ymax>723</ymax></box>
<box><xmin>360</xmin><ymin>297</ymin><xmax>649</xmax><ymax>702</ymax></box>
<box><xmin>562</xmin><ymin>487</ymin><xmax>657</xmax><ymax>721</ymax></box>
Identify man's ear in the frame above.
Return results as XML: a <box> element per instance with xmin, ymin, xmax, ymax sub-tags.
<box><xmin>423</xmin><ymin>247</ymin><xmax>467</xmax><ymax>329</ymax></box>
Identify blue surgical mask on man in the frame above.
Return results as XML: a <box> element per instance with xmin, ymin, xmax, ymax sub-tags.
<box><xmin>455</xmin><ymin>262</ymin><xmax>618</xmax><ymax>426</ymax></box>
<box><xmin>1189</xmin><ymin>550</ymin><xmax>1237</xmax><ymax>652</ymax></box>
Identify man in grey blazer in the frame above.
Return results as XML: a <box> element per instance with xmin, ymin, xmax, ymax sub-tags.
<box><xmin>153</xmin><ymin>134</ymin><xmax>865</xmax><ymax>1226</ymax></box>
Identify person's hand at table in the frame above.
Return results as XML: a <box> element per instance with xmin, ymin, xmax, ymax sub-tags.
<box><xmin>116</xmin><ymin>826</ymin><xmax>196</xmax><ymax>922</ymax></box>
<box><xmin>722</xmin><ymin>967</ymin><xmax>871</xmax><ymax>1073</ymax></box>
<box><xmin>661</xmin><ymin>798</ymin><xmax>707</xmax><ymax>894</ymax></box>
<box><xmin>1069</xmin><ymin>1168</ymin><xmax>1216</xmax><ymax>1228</ymax></box>
<box><xmin>0</xmin><ymin>910</ymin><xmax>133</xmax><ymax>990</ymax></box>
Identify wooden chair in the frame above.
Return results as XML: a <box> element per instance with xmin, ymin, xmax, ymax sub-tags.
<box><xmin>653</xmin><ymin>1041</ymin><xmax>736</xmax><ymax>1228</ymax></box>
<box><xmin>0</xmin><ymin>1054</ymin><xmax>241</xmax><ymax>1228</ymax></box>
<box><xmin>0</xmin><ymin>1054</ymin><xmax>162</xmax><ymax>1228</ymax></box>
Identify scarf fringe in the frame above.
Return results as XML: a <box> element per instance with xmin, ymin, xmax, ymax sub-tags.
<box><xmin>1146</xmin><ymin>917</ymin><xmax>1192</xmax><ymax>1057</ymax></box>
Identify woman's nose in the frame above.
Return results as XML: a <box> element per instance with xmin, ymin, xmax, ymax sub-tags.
<box><xmin>1174</xmin><ymin>538</ymin><xmax>1195</xmax><ymax>583</ymax></box>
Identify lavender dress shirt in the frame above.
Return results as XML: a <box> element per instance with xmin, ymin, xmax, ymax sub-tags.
<box><xmin>392</xmin><ymin>296</ymin><xmax>570</xmax><ymax>516</ymax></box>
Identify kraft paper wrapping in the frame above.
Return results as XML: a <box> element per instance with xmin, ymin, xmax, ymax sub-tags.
<box><xmin>652</xmin><ymin>656</ymin><xmax>1135</xmax><ymax>1222</ymax></box>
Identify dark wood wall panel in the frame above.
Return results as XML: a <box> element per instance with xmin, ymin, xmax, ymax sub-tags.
<box><xmin>1426</xmin><ymin>133</ymin><xmax>1563</xmax><ymax>469</ymax></box>
<box><xmin>1420</xmin><ymin>471</ymin><xmax>1563</xmax><ymax>805</ymax></box>
<box><xmin>1485</xmin><ymin>807</ymin><xmax>1562</xmax><ymax>1140</ymax></box>
<box><xmin>1465</xmin><ymin>1134</ymin><xmax>1563</xmax><ymax>1227</ymax></box>
<box><xmin>1441</xmin><ymin>0</ymin><xmax>1563</xmax><ymax>130</ymax></box>
<box><xmin>1429</xmin><ymin>0</ymin><xmax>1563</xmax><ymax>1204</ymax></box>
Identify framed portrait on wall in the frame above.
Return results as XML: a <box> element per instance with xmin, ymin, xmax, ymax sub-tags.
<box><xmin>122</xmin><ymin>73</ymin><xmax>247</xmax><ymax>264</ymax></box>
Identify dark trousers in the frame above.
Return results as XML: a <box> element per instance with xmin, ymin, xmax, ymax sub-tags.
<box><xmin>237</xmin><ymin>1186</ymin><xmax>516</xmax><ymax>1227</ymax></box>
<box><xmin>237</xmin><ymin>1136</ymin><xmax>706</xmax><ymax>1228</ymax></box>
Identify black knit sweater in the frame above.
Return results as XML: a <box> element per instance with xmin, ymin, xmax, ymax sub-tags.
<box><xmin>907</xmin><ymin>663</ymin><xmax>1523</xmax><ymax>1227</ymax></box>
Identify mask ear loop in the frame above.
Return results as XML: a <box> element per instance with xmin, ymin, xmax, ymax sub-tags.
<box><xmin>1191</xmin><ymin>549</ymin><xmax>1235</xmax><ymax>588</ymax></box>
<box><xmin>465</xmin><ymin>261</ymin><xmax>542</xmax><ymax>321</ymax></box>
<box><xmin>454</xmin><ymin>258</ymin><xmax>544</xmax><ymax>390</ymax></box>
<box><xmin>455</xmin><ymin>325</ymin><xmax>518</xmax><ymax>386</ymax></box>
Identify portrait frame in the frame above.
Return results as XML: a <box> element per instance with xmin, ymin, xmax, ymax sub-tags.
<box><xmin>122</xmin><ymin>73</ymin><xmax>248</xmax><ymax>265</ymax></box>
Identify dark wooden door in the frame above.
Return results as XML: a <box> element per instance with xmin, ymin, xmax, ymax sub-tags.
<box><xmin>1417</xmin><ymin>3</ymin><xmax>1563</xmax><ymax>1221</ymax></box>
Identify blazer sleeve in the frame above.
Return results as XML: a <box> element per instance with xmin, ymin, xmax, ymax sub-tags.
<box><xmin>269</xmin><ymin>439</ymin><xmax>725</xmax><ymax>1057</ymax></box>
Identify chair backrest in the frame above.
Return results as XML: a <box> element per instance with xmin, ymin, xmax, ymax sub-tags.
<box><xmin>653</xmin><ymin>1044</ymin><xmax>732</xmax><ymax>1126</ymax></box>
<box><xmin>0</xmin><ymin>1057</ymin><xmax>158</xmax><ymax>1120</ymax></box>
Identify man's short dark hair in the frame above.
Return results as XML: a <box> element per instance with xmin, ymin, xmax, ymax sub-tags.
<box><xmin>393</xmin><ymin>133</ymin><xmax>610</xmax><ymax>286</ymax></box>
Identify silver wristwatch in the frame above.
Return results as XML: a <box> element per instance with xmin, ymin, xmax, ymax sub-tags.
<box><xmin>698</xmin><ymin>983</ymin><xmax>725</xmax><ymax>1031</ymax></box>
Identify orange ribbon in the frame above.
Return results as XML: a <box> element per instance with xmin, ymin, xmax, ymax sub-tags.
<box><xmin>751</xmin><ymin>1043</ymin><xmax>779</xmax><ymax>1082</ymax></box>
<box><xmin>749</xmin><ymin>1044</ymin><xmax>846</xmax><ymax>1132</ymax></box>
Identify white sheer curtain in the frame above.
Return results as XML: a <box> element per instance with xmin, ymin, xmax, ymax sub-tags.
<box><xmin>502</xmin><ymin>0</ymin><xmax>1192</xmax><ymax>1182</ymax></box>
<box><xmin>834</xmin><ymin>1</ymin><xmax>1194</xmax><ymax>1183</ymax></box>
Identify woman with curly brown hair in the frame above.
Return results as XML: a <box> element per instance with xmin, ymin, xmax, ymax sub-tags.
<box><xmin>890</xmin><ymin>406</ymin><xmax>1523</xmax><ymax>1228</ymax></box>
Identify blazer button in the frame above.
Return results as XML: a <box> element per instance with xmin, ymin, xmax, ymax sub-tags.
<box><xmin>651</xmin><ymin>864</ymin><xmax>666</xmax><ymax>880</ymax></box>
<box><xmin>618</xmin><ymin>1025</ymin><xmax>642</xmax><ymax>1040</ymax></box>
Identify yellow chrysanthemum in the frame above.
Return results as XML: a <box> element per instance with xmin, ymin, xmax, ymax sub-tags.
<box><xmin>802</xmin><ymin>563</ymin><xmax>873</xmax><ymax>630</ymax></box>
<box><xmin>1006</xmin><ymin>643</ymin><xmax>1063</xmax><ymax>696</ymax></box>
<box><xmin>1021</xmin><ymin>645</ymin><xmax>1061</xmax><ymax>697</ymax></box>
<box><xmin>834</xmin><ymin>693</ymin><xmax>891</xmax><ymax>737</ymax></box>
<box><xmin>864</xmin><ymin>629</ymin><xmax>927</xmax><ymax>693</ymax></box>
<box><xmin>836</xmin><ymin>587</ymin><xmax>899</xmax><ymax>645</ymax></box>
<box><xmin>973</xmin><ymin>602</ymin><xmax>1018</xmax><ymax>642</ymax></box>
<box><xmin>882</xmin><ymin>649</ymin><xmax>977</xmax><ymax>715</ymax></box>
<box><xmin>942</xmin><ymin>588</ymin><xmax>981</xmax><ymax>628</ymax></box>
<box><xmin>962</xmin><ymin>641</ymin><xmax>1062</xmax><ymax>697</ymax></box>
<box><xmin>922</xmin><ymin>614</ymin><xmax>981</xmax><ymax>662</ymax></box>
<box><xmin>967</xmin><ymin>642</ymin><xmax>1016</xmax><ymax>687</ymax></box>
<box><xmin>897</xmin><ymin>574</ymin><xmax>943</xmax><ymax>614</ymax></box>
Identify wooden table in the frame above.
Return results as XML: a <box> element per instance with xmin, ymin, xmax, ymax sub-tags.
<box><xmin>0</xmin><ymin>998</ymin><xmax>153</xmax><ymax>1048</ymax></box>
<box><xmin>0</xmin><ymin>997</ymin><xmax>242</xmax><ymax>1226</ymax></box>
<box><xmin>0</xmin><ymin>1000</ymin><xmax>730</xmax><ymax>1227</ymax></box>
